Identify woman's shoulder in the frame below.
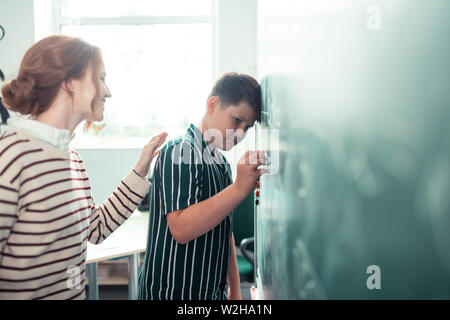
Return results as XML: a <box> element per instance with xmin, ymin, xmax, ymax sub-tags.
<box><xmin>0</xmin><ymin>129</ymin><xmax>34</xmax><ymax>155</ymax></box>
<box><xmin>0</xmin><ymin>127</ymin><xmax>68</xmax><ymax>156</ymax></box>
<box><xmin>0</xmin><ymin>129</ymin><xmax>37</xmax><ymax>181</ymax></box>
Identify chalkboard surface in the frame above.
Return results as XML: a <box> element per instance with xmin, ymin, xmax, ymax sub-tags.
<box><xmin>255</xmin><ymin>0</ymin><xmax>450</xmax><ymax>299</ymax></box>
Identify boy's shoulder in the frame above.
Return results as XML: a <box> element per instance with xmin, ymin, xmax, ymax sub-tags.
<box><xmin>158</xmin><ymin>133</ymin><xmax>202</xmax><ymax>165</ymax></box>
<box><xmin>161</xmin><ymin>135</ymin><xmax>184</xmax><ymax>153</ymax></box>
<box><xmin>160</xmin><ymin>134</ymin><xmax>197</xmax><ymax>154</ymax></box>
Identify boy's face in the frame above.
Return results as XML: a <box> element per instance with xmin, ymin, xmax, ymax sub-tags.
<box><xmin>205</xmin><ymin>97</ymin><xmax>257</xmax><ymax>151</ymax></box>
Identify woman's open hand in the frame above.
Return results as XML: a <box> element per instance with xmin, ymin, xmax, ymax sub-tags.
<box><xmin>133</xmin><ymin>132</ymin><xmax>168</xmax><ymax>177</ymax></box>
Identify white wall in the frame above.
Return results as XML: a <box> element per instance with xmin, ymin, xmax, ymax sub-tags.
<box><xmin>33</xmin><ymin>0</ymin><xmax>54</xmax><ymax>42</ymax></box>
<box><xmin>216</xmin><ymin>0</ymin><xmax>258</xmax><ymax>180</ymax></box>
<box><xmin>0</xmin><ymin>0</ymin><xmax>35</xmax><ymax>80</ymax></box>
<box><xmin>215</xmin><ymin>0</ymin><xmax>257</xmax><ymax>77</ymax></box>
<box><xmin>76</xmin><ymin>148</ymin><xmax>142</xmax><ymax>205</ymax></box>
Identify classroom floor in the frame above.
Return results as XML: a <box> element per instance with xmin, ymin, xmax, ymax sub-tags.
<box><xmin>86</xmin><ymin>281</ymin><xmax>254</xmax><ymax>300</ymax></box>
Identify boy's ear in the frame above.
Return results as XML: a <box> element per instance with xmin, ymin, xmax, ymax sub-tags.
<box><xmin>207</xmin><ymin>96</ymin><xmax>219</xmax><ymax>115</ymax></box>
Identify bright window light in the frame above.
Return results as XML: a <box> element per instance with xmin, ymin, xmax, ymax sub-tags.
<box><xmin>60</xmin><ymin>0</ymin><xmax>212</xmax><ymax>17</ymax></box>
<box><xmin>54</xmin><ymin>1</ymin><xmax>213</xmax><ymax>148</ymax></box>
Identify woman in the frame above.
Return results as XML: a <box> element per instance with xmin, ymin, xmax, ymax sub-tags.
<box><xmin>0</xmin><ymin>35</ymin><xmax>167</xmax><ymax>299</ymax></box>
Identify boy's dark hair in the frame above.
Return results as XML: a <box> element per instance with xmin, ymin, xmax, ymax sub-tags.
<box><xmin>208</xmin><ymin>72</ymin><xmax>261</xmax><ymax>122</ymax></box>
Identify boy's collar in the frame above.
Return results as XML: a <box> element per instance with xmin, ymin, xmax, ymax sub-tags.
<box><xmin>189</xmin><ymin>123</ymin><xmax>209</xmax><ymax>149</ymax></box>
<box><xmin>188</xmin><ymin>123</ymin><xmax>218</xmax><ymax>158</ymax></box>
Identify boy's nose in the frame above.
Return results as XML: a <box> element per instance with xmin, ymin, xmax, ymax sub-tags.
<box><xmin>235</xmin><ymin>128</ymin><xmax>246</xmax><ymax>140</ymax></box>
<box><xmin>235</xmin><ymin>131</ymin><xmax>247</xmax><ymax>146</ymax></box>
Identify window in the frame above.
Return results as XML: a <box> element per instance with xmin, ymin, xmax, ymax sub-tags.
<box><xmin>60</xmin><ymin>0</ymin><xmax>212</xmax><ymax>17</ymax></box>
<box><xmin>54</xmin><ymin>0</ymin><xmax>213</xmax><ymax>148</ymax></box>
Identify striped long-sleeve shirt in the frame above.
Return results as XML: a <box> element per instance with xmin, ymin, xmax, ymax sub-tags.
<box><xmin>0</xmin><ymin>123</ymin><xmax>150</xmax><ymax>300</ymax></box>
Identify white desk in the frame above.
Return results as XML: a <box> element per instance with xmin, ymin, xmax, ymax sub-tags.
<box><xmin>86</xmin><ymin>210</ymin><xmax>148</xmax><ymax>300</ymax></box>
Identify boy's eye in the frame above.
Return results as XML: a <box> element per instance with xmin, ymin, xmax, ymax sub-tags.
<box><xmin>233</xmin><ymin>117</ymin><xmax>241</xmax><ymax>124</ymax></box>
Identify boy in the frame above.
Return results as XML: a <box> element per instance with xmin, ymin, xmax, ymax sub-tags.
<box><xmin>138</xmin><ymin>72</ymin><xmax>266</xmax><ymax>300</ymax></box>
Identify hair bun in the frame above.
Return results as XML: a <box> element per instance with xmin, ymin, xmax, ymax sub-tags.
<box><xmin>1</xmin><ymin>75</ymin><xmax>37</xmax><ymax>114</ymax></box>
<box><xmin>14</xmin><ymin>75</ymin><xmax>36</xmax><ymax>95</ymax></box>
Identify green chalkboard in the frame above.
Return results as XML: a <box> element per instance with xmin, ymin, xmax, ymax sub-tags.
<box><xmin>255</xmin><ymin>0</ymin><xmax>450</xmax><ymax>299</ymax></box>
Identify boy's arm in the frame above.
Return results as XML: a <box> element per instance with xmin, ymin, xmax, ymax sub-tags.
<box><xmin>227</xmin><ymin>233</ymin><xmax>242</xmax><ymax>300</ymax></box>
<box><xmin>167</xmin><ymin>183</ymin><xmax>245</xmax><ymax>244</ymax></box>
<box><xmin>167</xmin><ymin>151</ymin><xmax>265</xmax><ymax>244</ymax></box>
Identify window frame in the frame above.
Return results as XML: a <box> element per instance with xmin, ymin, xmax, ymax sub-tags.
<box><xmin>49</xmin><ymin>0</ymin><xmax>217</xmax><ymax>148</ymax></box>
<box><xmin>52</xmin><ymin>0</ymin><xmax>217</xmax><ymax>79</ymax></box>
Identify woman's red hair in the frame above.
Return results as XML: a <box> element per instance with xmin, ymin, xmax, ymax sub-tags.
<box><xmin>1</xmin><ymin>35</ymin><xmax>102</xmax><ymax>117</ymax></box>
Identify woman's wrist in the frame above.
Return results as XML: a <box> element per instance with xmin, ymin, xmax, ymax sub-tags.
<box><xmin>132</xmin><ymin>167</ymin><xmax>147</xmax><ymax>179</ymax></box>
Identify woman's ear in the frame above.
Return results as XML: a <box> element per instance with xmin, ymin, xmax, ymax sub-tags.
<box><xmin>207</xmin><ymin>96</ymin><xmax>219</xmax><ymax>115</ymax></box>
<box><xmin>62</xmin><ymin>79</ymin><xmax>75</xmax><ymax>95</ymax></box>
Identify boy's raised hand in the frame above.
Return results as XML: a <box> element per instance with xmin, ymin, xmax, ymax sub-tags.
<box><xmin>234</xmin><ymin>150</ymin><xmax>267</xmax><ymax>196</ymax></box>
<box><xmin>133</xmin><ymin>132</ymin><xmax>168</xmax><ymax>177</ymax></box>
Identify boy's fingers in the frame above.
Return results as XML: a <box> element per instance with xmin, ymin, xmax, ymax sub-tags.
<box><xmin>239</xmin><ymin>150</ymin><xmax>267</xmax><ymax>165</ymax></box>
<box><xmin>257</xmin><ymin>168</ymin><xmax>268</xmax><ymax>177</ymax></box>
<box><xmin>257</xmin><ymin>150</ymin><xmax>268</xmax><ymax>162</ymax></box>
<box><xmin>250</xmin><ymin>162</ymin><xmax>264</xmax><ymax>171</ymax></box>
<box><xmin>248</xmin><ymin>151</ymin><xmax>267</xmax><ymax>166</ymax></box>
<box><xmin>238</xmin><ymin>156</ymin><xmax>245</xmax><ymax>165</ymax></box>
<box><xmin>238</xmin><ymin>151</ymin><xmax>252</xmax><ymax>164</ymax></box>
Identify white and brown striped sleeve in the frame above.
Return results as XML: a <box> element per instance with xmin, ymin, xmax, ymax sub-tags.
<box><xmin>0</xmin><ymin>171</ymin><xmax>19</xmax><ymax>258</ymax></box>
<box><xmin>70</xmin><ymin>152</ymin><xmax>152</xmax><ymax>244</ymax></box>
<box><xmin>0</xmin><ymin>133</ymin><xmax>21</xmax><ymax>258</ymax></box>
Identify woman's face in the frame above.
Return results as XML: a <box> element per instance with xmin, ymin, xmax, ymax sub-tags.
<box><xmin>72</xmin><ymin>60</ymin><xmax>111</xmax><ymax>122</ymax></box>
